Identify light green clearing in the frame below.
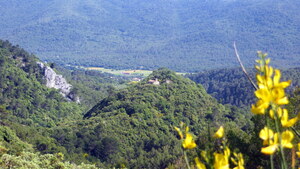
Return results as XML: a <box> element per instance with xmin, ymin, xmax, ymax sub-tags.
<box><xmin>85</xmin><ymin>67</ymin><xmax>153</xmax><ymax>77</ymax></box>
<box><xmin>85</xmin><ymin>67</ymin><xmax>185</xmax><ymax>77</ymax></box>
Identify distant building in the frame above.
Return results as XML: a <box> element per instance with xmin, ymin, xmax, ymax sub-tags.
<box><xmin>165</xmin><ymin>80</ymin><xmax>172</xmax><ymax>84</ymax></box>
<box><xmin>132</xmin><ymin>78</ymin><xmax>141</xmax><ymax>82</ymax></box>
<box><xmin>148</xmin><ymin>78</ymin><xmax>160</xmax><ymax>85</ymax></box>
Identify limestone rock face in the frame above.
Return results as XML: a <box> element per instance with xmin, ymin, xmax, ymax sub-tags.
<box><xmin>37</xmin><ymin>62</ymin><xmax>80</xmax><ymax>103</ymax></box>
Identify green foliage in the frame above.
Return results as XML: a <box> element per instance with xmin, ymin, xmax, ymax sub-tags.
<box><xmin>0</xmin><ymin>151</ymin><xmax>98</xmax><ymax>169</ymax></box>
<box><xmin>0</xmin><ymin>39</ymin><xmax>101</xmax><ymax>167</ymax></box>
<box><xmin>0</xmin><ymin>40</ymin><xmax>83</xmax><ymax>126</ymax></box>
<box><xmin>6</xmin><ymin>40</ymin><xmax>300</xmax><ymax>168</ymax></box>
<box><xmin>56</xmin><ymin>66</ymin><xmax>129</xmax><ymax>110</ymax></box>
<box><xmin>186</xmin><ymin>67</ymin><xmax>300</xmax><ymax>108</ymax></box>
<box><xmin>0</xmin><ymin>125</ymin><xmax>99</xmax><ymax>168</ymax></box>
<box><xmin>0</xmin><ymin>126</ymin><xmax>33</xmax><ymax>155</ymax></box>
<box><xmin>48</xmin><ymin>68</ymin><xmax>253</xmax><ymax>168</ymax></box>
<box><xmin>286</xmin><ymin>87</ymin><xmax>300</xmax><ymax>139</ymax></box>
<box><xmin>0</xmin><ymin>1</ymin><xmax>300</xmax><ymax>71</ymax></box>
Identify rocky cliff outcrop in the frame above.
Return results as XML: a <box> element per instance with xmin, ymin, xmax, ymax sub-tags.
<box><xmin>37</xmin><ymin>62</ymin><xmax>80</xmax><ymax>103</ymax></box>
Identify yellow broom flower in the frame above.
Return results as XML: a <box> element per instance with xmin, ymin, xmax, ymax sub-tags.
<box><xmin>281</xmin><ymin>130</ymin><xmax>294</xmax><ymax>149</ymax></box>
<box><xmin>260</xmin><ymin>126</ymin><xmax>278</xmax><ymax>155</ymax></box>
<box><xmin>280</xmin><ymin>109</ymin><xmax>298</xmax><ymax>128</ymax></box>
<box><xmin>214</xmin><ymin>126</ymin><xmax>224</xmax><ymax>138</ymax></box>
<box><xmin>195</xmin><ymin>157</ymin><xmax>206</xmax><ymax>169</ymax></box>
<box><xmin>261</xmin><ymin>130</ymin><xmax>294</xmax><ymax>155</ymax></box>
<box><xmin>273</xmin><ymin>70</ymin><xmax>291</xmax><ymax>89</ymax></box>
<box><xmin>296</xmin><ymin>143</ymin><xmax>300</xmax><ymax>158</ymax></box>
<box><xmin>201</xmin><ymin>151</ymin><xmax>209</xmax><ymax>163</ymax></box>
<box><xmin>232</xmin><ymin>153</ymin><xmax>245</xmax><ymax>169</ymax></box>
<box><xmin>261</xmin><ymin>144</ymin><xmax>278</xmax><ymax>155</ymax></box>
<box><xmin>259</xmin><ymin>127</ymin><xmax>274</xmax><ymax>146</ymax></box>
<box><xmin>252</xmin><ymin>68</ymin><xmax>290</xmax><ymax>115</ymax></box>
<box><xmin>213</xmin><ymin>148</ymin><xmax>230</xmax><ymax>169</ymax></box>
<box><xmin>182</xmin><ymin>133</ymin><xmax>197</xmax><ymax>149</ymax></box>
<box><xmin>174</xmin><ymin>126</ymin><xmax>183</xmax><ymax>139</ymax></box>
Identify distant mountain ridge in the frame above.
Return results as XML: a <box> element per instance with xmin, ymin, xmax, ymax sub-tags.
<box><xmin>0</xmin><ymin>0</ymin><xmax>299</xmax><ymax>71</ymax></box>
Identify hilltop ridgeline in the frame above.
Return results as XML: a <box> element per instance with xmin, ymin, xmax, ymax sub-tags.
<box><xmin>70</xmin><ymin>68</ymin><xmax>252</xmax><ymax>168</ymax></box>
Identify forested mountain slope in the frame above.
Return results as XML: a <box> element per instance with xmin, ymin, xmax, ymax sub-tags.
<box><xmin>0</xmin><ymin>40</ymin><xmax>84</xmax><ymax>127</ymax></box>
<box><xmin>0</xmin><ymin>45</ymin><xmax>253</xmax><ymax>168</ymax></box>
<box><xmin>53</xmin><ymin>68</ymin><xmax>252</xmax><ymax>168</ymax></box>
<box><xmin>186</xmin><ymin>67</ymin><xmax>300</xmax><ymax>108</ymax></box>
<box><xmin>0</xmin><ymin>40</ymin><xmax>103</xmax><ymax>168</ymax></box>
<box><xmin>0</xmin><ymin>0</ymin><xmax>299</xmax><ymax>71</ymax></box>
<box><xmin>56</xmin><ymin>66</ymin><xmax>129</xmax><ymax>110</ymax></box>
<box><xmin>2</xmin><ymin>40</ymin><xmax>300</xmax><ymax>168</ymax></box>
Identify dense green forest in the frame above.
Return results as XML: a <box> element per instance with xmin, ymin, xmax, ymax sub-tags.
<box><xmin>58</xmin><ymin>68</ymin><xmax>253</xmax><ymax>168</ymax></box>
<box><xmin>0</xmin><ymin>0</ymin><xmax>300</xmax><ymax>71</ymax></box>
<box><xmin>1</xmin><ymin>40</ymin><xmax>300</xmax><ymax>168</ymax></box>
<box><xmin>0</xmin><ymin>40</ymin><xmax>103</xmax><ymax>167</ymax></box>
<box><xmin>0</xmin><ymin>40</ymin><xmax>131</xmax><ymax>168</ymax></box>
<box><xmin>56</xmin><ymin>66</ymin><xmax>129</xmax><ymax>109</ymax></box>
<box><xmin>0</xmin><ymin>40</ymin><xmax>252</xmax><ymax>168</ymax></box>
<box><xmin>186</xmin><ymin>67</ymin><xmax>300</xmax><ymax>108</ymax></box>
<box><xmin>0</xmin><ymin>40</ymin><xmax>85</xmax><ymax>127</ymax></box>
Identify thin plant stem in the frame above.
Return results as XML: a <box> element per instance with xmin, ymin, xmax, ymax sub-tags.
<box><xmin>279</xmin><ymin>141</ymin><xmax>288</xmax><ymax>169</ymax></box>
<box><xmin>184</xmin><ymin>150</ymin><xmax>191</xmax><ymax>169</ymax></box>
<box><xmin>266</xmin><ymin>113</ymin><xmax>274</xmax><ymax>169</ymax></box>
<box><xmin>291</xmin><ymin>126</ymin><xmax>300</xmax><ymax>138</ymax></box>
<box><xmin>270</xmin><ymin>155</ymin><xmax>274</xmax><ymax>169</ymax></box>
<box><xmin>292</xmin><ymin>147</ymin><xmax>296</xmax><ymax>169</ymax></box>
<box><xmin>274</xmin><ymin>110</ymin><xmax>288</xmax><ymax>169</ymax></box>
<box><xmin>233</xmin><ymin>42</ymin><xmax>258</xmax><ymax>90</ymax></box>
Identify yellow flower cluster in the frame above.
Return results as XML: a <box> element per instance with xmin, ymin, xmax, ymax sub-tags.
<box><xmin>213</xmin><ymin>147</ymin><xmax>230</xmax><ymax>169</ymax></box>
<box><xmin>251</xmin><ymin>52</ymin><xmax>300</xmax><ymax>169</ymax></box>
<box><xmin>251</xmin><ymin>59</ymin><xmax>291</xmax><ymax>115</ymax></box>
<box><xmin>194</xmin><ymin>147</ymin><xmax>232</xmax><ymax>169</ymax></box>
<box><xmin>175</xmin><ymin>125</ymin><xmax>244</xmax><ymax>169</ymax></box>
<box><xmin>195</xmin><ymin>126</ymin><xmax>244</xmax><ymax>169</ymax></box>
<box><xmin>259</xmin><ymin>127</ymin><xmax>294</xmax><ymax>155</ymax></box>
<box><xmin>173</xmin><ymin>52</ymin><xmax>299</xmax><ymax>169</ymax></box>
<box><xmin>175</xmin><ymin>126</ymin><xmax>197</xmax><ymax>149</ymax></box>
<box><xmin>231</xmin><ymin>153</ymin><xmax>245</xmax><ymax>169</ymax></box>
<box><xmin>213</xmin><ymin>126</ymin><xmax>224</xmax><ymax>139</ymax></box>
